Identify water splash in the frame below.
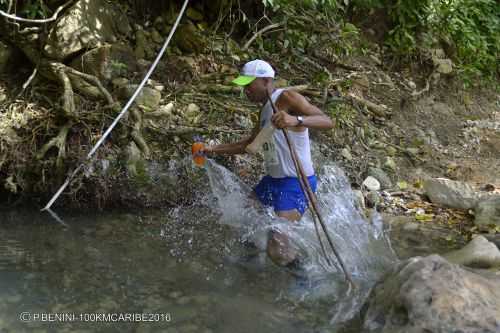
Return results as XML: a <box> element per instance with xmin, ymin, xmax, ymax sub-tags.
<box><xmin>204</xmin><ymin>159</ymin><xmax>398</xmax><ymax>326</ymax></box>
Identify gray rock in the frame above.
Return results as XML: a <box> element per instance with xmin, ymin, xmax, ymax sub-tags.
<box><xmin>367</xmin><ymin>167</ymin><xmax>392</xmax><ymax>189</ymax></box>
<box><xmin>112</xmin><ymin>78</ymin><xmax>129</xmax><ymax>88</ymax></box>
<box><xmin>483</xmin><ymin>234</ymin><xmax>500</xmax><ymax>249</ymax></box>
<box><xmin>353</xmin><ymin>190</ymin><xmax>366</xmax><ymax>210</ymax></box>
<box><xmin>5</xmin><ymin>294</ymin><xmax>21</xmax><ymax>303</ymax></box>
<box><xmin>385</xmin><ymin>146</ymin><xmax>397</xmax><ymax>156</ymax></box>
<box><xmin>444</xmin><ymin>236</ymin><xmax>500</xmax><ymax>269</ymax></box>
<box><xmin>119</xmin><ymin>85</ymin><xmax>161</xmax><ymax>110</ymax></box>
<box><xmin>405</xmin><ymin>148</ymin><xmax>419</xmax><ymax>157</ymax></box>
<box><xmin>361</xmin><ymin>255</ymin><xmax>500</xmax><ymax>333</ymax></box>
<box><xmin>402</xmin><ymin>222</ymin><xmax>419</xmax><ymax>232</ymax></box>
<box><xmin>383</xmin><ymin>157</ymin><xmax>396</xmax><ymax>172</ymax></box>
<box><xmin>341</xmin><ymin>148</ymin><xmax>353</xmax><ymax>161</ymax></box>
<box><xmin>134</xmin><ymin>29</ymin><xmax>154</xmax><ymax>60</ymax></box>
<box><xmin>365</xmin><ymin>191</ymin><xmax>381</xmax><ymax>208</ymax></box>
<box><xmin>185</xmin><ymin>103</ymin><xmax>202</xmax><ymax>125</ymax></box>
<box><xmin>151</xmin><ymin>28</ymin><xmax>163</xmax><ymax>44</ymax></box>
<box><xmin>168</xmin><ymin>291</ymin><xmax>183</xmax><ymax>299</ymax></box>
<box><xmin>474</xmin><ymin>196</ymin><xmax>500</xmax><ymax>227</ymax></box>
<box><xmin>433</xmin><ymin>58</ymin><xmax>453</xmax><ymax>74</ymax></box>
<box><xmin>176</xmin><ymin>296</ymin><xmax>191</xmax><ymax>305</ymax></box>
<box><xmin>192</xmin><ymin>294</ymin><xmax>210</xmax><ymax>306</ymax></box>
<box><xmin>424</xmin><ymin>178</ymin><xmax>481</xmax><ymax>210</ymax></box>
<box><xmin>362</xmin><ymin>176</ymin><xmax>381</xmax><ymax>192</ymax></box>
<box><xmin>144</xmin><ymin>103</ymin><xmax>174</xmax><ymax>119</ymax></box>
<box><xmin>44</xmin><ymin>0</ymin><xmax>130</xmax><ymax>60</ymax></box>
<box><xmin>369</xmin><ymin>54</ymin><xmax>382</xmax><ymax>66</ymax></box>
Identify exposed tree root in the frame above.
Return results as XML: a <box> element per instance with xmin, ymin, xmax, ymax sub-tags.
<box><xmin>33</xmin><ymin>62</ymin><xmax>118</xmax><ymax>170</ymax></box>
<box><xmin>129</xmin><ymin>108</ymin><xmax>150</xmax><ymax>157</ymax></box>
<box><xmin>36</xmin><ymin>121</ymin><xmax>73</xmax><ymax>170</ymax></box>
<box><xmin>347</xmin><ymin>92</ymin><xmax>391</xmax><ymax>118</ymax></box>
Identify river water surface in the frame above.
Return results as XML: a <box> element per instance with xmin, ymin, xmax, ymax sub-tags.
<box><xmin>0</xmin><ymin>161</ymin><xmax>459</xmax><ymax>332</ymax></box>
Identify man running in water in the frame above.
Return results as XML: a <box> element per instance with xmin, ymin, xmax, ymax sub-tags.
<box><xmin>203</xmin><ymin>59</ymin><xmax>334</xmax><ymax>267</ymax></box>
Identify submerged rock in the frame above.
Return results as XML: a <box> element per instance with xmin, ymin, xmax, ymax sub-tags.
<box><xmin>444</xmin><ymin>235</ymin><xmax>500</xmax><ymax>269</ymax></box>
<box><xmin>353</xmin><ymin>190</ymin><xmax>366</xmax><ymax>210</ymax></box>
<box><xmin>474</xmin><ymin>195</ymin><xmax>500</xmax><ymax>227</ymax></box>
<box><xmin>361</xmin><ymin>255</ymin><xmax>500</xmax><ymax>333</ymax></box>
<box><xmin>365</xmin><ymin>191</ymin><xmax>381</xmax><ymax>208</ymax></box>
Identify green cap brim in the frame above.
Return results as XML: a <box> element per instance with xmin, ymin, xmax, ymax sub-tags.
<box><xmin>232</xmin><ymin>75</ymin><xmax>256</xmax><ymax>86</ymax></box>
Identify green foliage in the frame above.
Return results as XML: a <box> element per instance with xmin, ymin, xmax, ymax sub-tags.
<box><xmin>386</xmin><ymin>0</ymin><xmax>432</xmax><ymax>54</ymax></box>
<box><xmin>350</xmin><ymin>0</ymin><xmax>384</xmax><ymax>8</ymax></box>
<box><xmin>262</xmin><ymin>0</ymin><xmax>341</xmax><ymax>10</ymax></box>
<box><xmin>349</xmin><ymin>0</ymin><xmax>499</xmax><ymax>81</ymax></box>
<box><xmin>21</xmin><ymin>0</ymin><xmax>51</xmax><ymax>19</ymax></box>
<box><xmin>385</xmin><ymin>0</ymin><xmax>499</xmax><ymax>81</ymax></box>
<box><xmin>110</xmin><ymin>61</ymin><xmax>128</xmax><ymax>77</ymax></box>
<box><xmin>327</xmin><ymin>102</ymin><xmax>356</xmax><ymax>128</ymax></box>
<box><xmin>430</xmin><ymin>0</ymin><xmax>500</xmax><ymax>79</ymax></box>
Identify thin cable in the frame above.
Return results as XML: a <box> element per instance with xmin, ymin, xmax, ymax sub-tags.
<box><xmin>0</xmin><ymin>0</ymin><xmax>73</xmax><ymax>23</ymax></box>
<box><xmin>42</xmin><ymin>0</ymin><xmax>190</xmax><ymax>211</ymax></box>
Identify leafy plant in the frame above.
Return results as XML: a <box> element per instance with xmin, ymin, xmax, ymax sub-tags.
<box><xmin>21</xmin><ymin>0</ymin><xmax>51</xmax><ymax>19</ymax></box>
<box><xmin>430</xmin><ymin>0</ymin><xmax>500</xmax><ymax>80</ymax></box>
<box><xmin>262</xmin><ymin>0</ymin><xmax>341</xmax><ymax>10</ymax></box>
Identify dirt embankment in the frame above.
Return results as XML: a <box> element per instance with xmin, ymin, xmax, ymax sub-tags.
<box><xmin>0</xmin><ymin>1</ymin><xmax>498</xmax><ymax>215</ymax></box>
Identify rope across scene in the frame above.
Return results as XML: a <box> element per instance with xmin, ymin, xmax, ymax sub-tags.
<box><xmin>41</xmin><ymin>0</ymin><xmax>190</xmax><ymax>211</ymax></box>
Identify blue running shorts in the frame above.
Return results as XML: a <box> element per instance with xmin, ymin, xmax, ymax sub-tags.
<box><xmin>253</xmin><ymin>175</ymin><xmax>317</xmax><ymax>215</ymax></box>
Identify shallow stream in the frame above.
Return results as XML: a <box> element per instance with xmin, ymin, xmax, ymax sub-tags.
<box><xmin>0</xmin><ymin>161</ymin><xmax>462</xmax><ymax>333</ymax></box>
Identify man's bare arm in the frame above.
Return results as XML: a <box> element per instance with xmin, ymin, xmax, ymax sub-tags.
<box><xmin>204</xmin><ymin>117</ymin><xmax>261</xmax><ymax>155</ymax></box>
<box><xmin>271</xmin><ymin>90</ymin><xmax>334</xmax><ymax>130</ymax></box>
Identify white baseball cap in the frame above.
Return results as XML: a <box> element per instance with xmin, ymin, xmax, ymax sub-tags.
<box><xmin>232</xmin><ymin>59</ymin><xmax>275</xmax><ymax>86</ymax></box>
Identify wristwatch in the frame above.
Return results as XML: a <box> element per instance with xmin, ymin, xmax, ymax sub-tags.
<box><xmin>296</xmin><ymin>116</ymin><xmax>304</xmax><ymax>126</ymax></box>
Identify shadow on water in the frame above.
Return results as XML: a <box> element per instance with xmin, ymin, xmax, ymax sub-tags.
<box><xmin>0</xmin><ymin>156</ymin><xmax>397</xmax><ymax>332</ymax></box>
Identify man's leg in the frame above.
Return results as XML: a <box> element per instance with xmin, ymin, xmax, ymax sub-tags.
<box><xmin>276</xmin><ymin>209</ymin><xmax>302</xmax><ymax>221</ymax></box>
<box><xmin>266</xmin><ymin>209</ymin><xmax>302</xmax><ymax>267</ymax></box>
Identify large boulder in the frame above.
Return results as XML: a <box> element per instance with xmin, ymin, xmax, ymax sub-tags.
<box><xmin>361</xmin><ymin>255</ymin><xmax>500</xmax><ymax>333</ymax></box>
<box><xmin>44</xmin><ymin>0</ymin><xmax>131</xmax><ymax>60</ymax></box>
<box><xmin>444</xmin><ymin>235</ymin><xmax>500</xmax><ymax>269</ymax></box>
<box><xmin>474</xmin><ymin>196</ymin><xmax>500</xmax><ymax>227</ymax></box>
<box><xmin>423</xmin><ymin>178</ymin><xmax>479</xmax><ymax>210</ymax></box>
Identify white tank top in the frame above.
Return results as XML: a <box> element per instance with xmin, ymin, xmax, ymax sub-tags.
<box><xmin>260</xmin><ymin>89</ymin><xmax>314</xmax><ymax>178</ymax></box>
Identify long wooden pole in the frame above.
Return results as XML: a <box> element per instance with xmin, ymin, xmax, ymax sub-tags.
<box><xmin>266</xmin><ymin>92</ymin><xmax>354</xmax><ymax>287</ymax></box>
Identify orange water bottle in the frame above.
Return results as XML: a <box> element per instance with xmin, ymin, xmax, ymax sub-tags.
<box><xmin>191</xmin><ymin>136</ymin><xmax>206</xmax><ymax>167</ymax></box>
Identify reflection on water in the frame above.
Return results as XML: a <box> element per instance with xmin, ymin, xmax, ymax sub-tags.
<box><xmin>0</xmin><ymin>161</ymin><xmax>403</xmax><ymax>332</ymax></box>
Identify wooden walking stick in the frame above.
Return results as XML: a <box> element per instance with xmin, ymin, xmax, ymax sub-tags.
<box><xmin>266</xmin><ymin>92</ymin><xmax>355</xmax><ymax>287</ymax></box>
